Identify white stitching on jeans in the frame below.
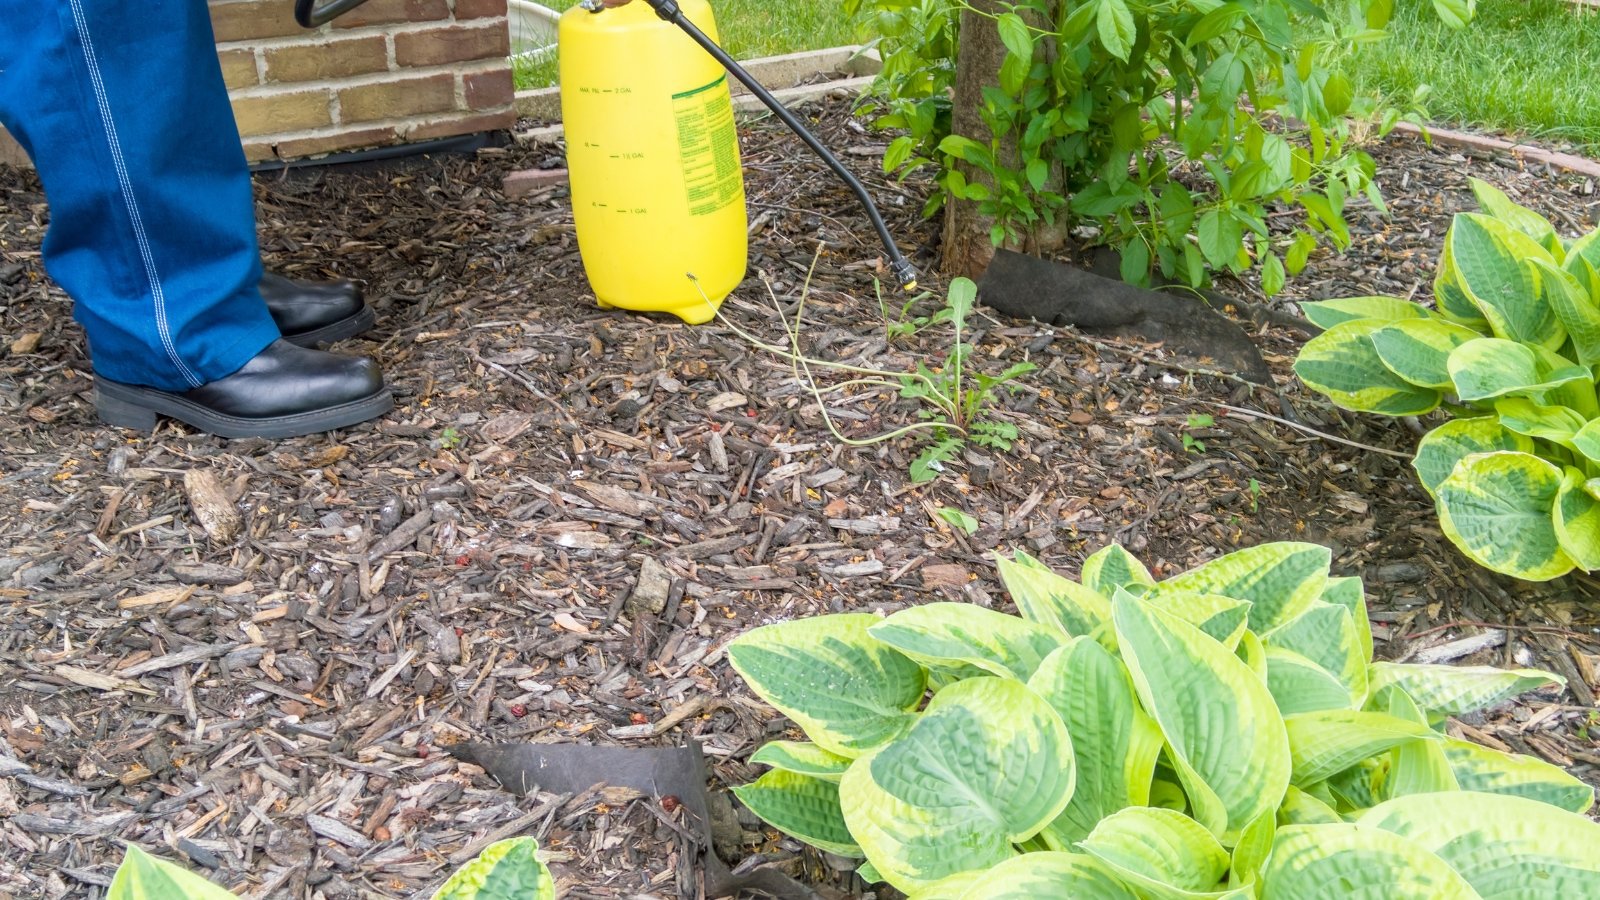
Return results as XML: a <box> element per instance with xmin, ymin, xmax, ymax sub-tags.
<box><xmin>66</xmin><ymin>0</ymin><xmax>203</xmax><ymax>388</ymax></box>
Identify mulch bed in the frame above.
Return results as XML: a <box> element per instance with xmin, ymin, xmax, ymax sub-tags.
<box><xmin>1</xmin><ymin>98</ymin><xmax>1598</xmax><ymax>899</ymax></box>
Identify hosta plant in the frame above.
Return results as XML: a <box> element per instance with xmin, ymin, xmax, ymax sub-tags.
<box><xmin>107</xmin><ymin>836</ymin><xmax>555</xmax><ymax>900</ymax></box>
<box><xmin>1295</xmin><ymin>179</ymin><xmax>1600</xmax><ymax>580</ymax></box>
<box><xmin>728</xmin><ymin>541</ymin><xmax>1597</xmax><ymax>897</ymax></box>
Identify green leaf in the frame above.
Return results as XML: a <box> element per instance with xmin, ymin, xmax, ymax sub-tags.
<box><xmin>1442</xmin><ymin>738</ymin><xmax>1596</xmax><ymax>814</ymax></box>
<box><xmin>841</xmin><ymin>677</ymin><xmax>1075</xmax><ymax>891</ymax></box>
<box><xmin>1430</xmin><ymin>0</ymin><xmax>1476</xmax><ymax>29</ymax></box>
<box><xmin>997</xmin><ymin>551</ymin><xmax>1112</xmax><ymax>639</ymax></box>
<box><xmin>1358</xmin><ymin>791</ymin><xmax>1600</xmax><ymax>898</ymax></box>
<box><xmin>1301</xmin><ymin>193</ymin><xmax>1352</xmax><ymax>247</ymax></box>
<box><xmin>1492</xmin><ymin>398</ymin><xmax>1588</xmax><ymax>446</ymax></box>
<box><xmin>1285</xmin><ymin>233</ymin><xmax>1317</xmax><ymax>276</ymax></box>
<box><xmin>1436</xmin><ymin>235</ymin><xmax>1492</xmax><ymax>329</ymax></box>
<box><xmin>1549</xmin><ymin>256</ymin><xmax>1600</xmax><ymax>365</ymax></box>
<box><xmin>1029</xmin><ymin>640</ymin><xmax>1164</xmax><ymax>845</ymax></box>
<box><xmin>1276</xmin><ymin>784</ymin><xmax>1343</xmax><ymax>825</ymax></box>
<box><xmin>1121</xmin><ymin>239</ymin><xmax>1152</xmax><ymax>285</ymax></box>
<box><xmin>1412</xmin><ymin>418</ymin><xmax>1535</xmax><ymax>499</ymax></box>
<box><xmin>1370</xmin><ymin>684</ymin><xmax>1460</xmax><ymax>801</ymax></box>
<box><xmin>935</xmin><ymin>506</ymin><xmax>979</xmax><ymax>536</ymax></box>
<box><xmin>1555</xmin><ymin>465</ymin><xmax>1600</xmax><ymax>570</ymax></box>
<box><xmin>748</xmin><ymin>741</ymin><xmax>852</xmax><ymax>781</ymax></box>
<box><xmin>1261</xmin><ymin>251</ymin><xmax>1286</xmax><ymax>297</ymax></box>
<box><xmin>1187</xmin><ymin>4</ymin><xmax>1248</xmax><ymax>45</ymax></box>
<box><xmin>108</xmin><ymin>846</ymin><xmax>241</xmax><ymax>900</ymax></box>
<box><xmin>1448</xmin><ymin>214</ymin><xmax>1564</xmax><ymax>349</ymax></box>
<box><xmin>869</xmin><ymin>603</ymin><xmax>1062</xmax><ymax>681</ymax></box>
<box><xmin>1299</xmin><ymin>297</ymin><xmax>1432</xmax><ymax>331</ymax></box>
<box><xmin>1572</xmin><ymin>418</ymin><xmax>1600</xmax><ymax>463</ymax></box>
<box><xmin>1284</xmin><ymin>709</ymin><xmax>1436</xmax><ymax>786</ymax></box>
<box><xmin>431</xmin><ymin>837</ymin><xmax>556</xmax><ymax>900</ymax></box>
<box><xmin>909</xmin><ymin>853</ymin><xmax>1139</xmax><ymax>900</ymax></box>
<box><xmin>1079</xmin><ymin>807</ymin><xmax>1234</xmax><ymax>897</ymax></box>
<box><xmin>1229</xmin><ymin>812</ymin><xmax>1276</xmax><ymax>890</ymax></box>
<box><xmin>1113</xmin><ymin>592</ymin><xmax>1291</xmax><ymax>845</ymax></box>
<box><xmin>1367</xmin><ymin>661</ymin><xmax>1564</xmax><ymax>719</ymax></box>
<box><xmin>1369</xmin><ymin>318</ymin><xmax>1483</xmax><ymax>390</ymax></box>
<box><xmin>1157</xmin><ymin>542</ymin><xmax>1332</xmax><ymax>633</ymax></box>
<box><xmin>729</xmin><ymin>614</ymin><xmax>926</xmax><ymax>758</ymax></box>
<box><xmin>1321</xmin><ymin>72</ymin><xmax>1353</xmax><ymax>117</ymax></box>
<box><xmin>1435</xmin><ymin>451</ymin><xmax>1576</xmax><ymax>581</ymax></box>
<box><xmin>1468</xmin><ymin>178</ymin><xmax>1557</xmax><ymax>247</ymax></box>
<box><xmin>1146</xmin><ymin>590</ymin><xmax>1252</xmax><ymax>651</ymax></box>
<box><xmin>1265</xmin><ymin>647</ymin><xmax>1358</xmax><ymax>716</ymax></box>
<box><xmin>1296</xmin><ymin>322</ymin><xmax>1443</xmax><ymax>416</ymax></box>
<box><xmin>1264</xmin><ymin>601</ymin><xmax>1367</xmax><ymax>707</ymax></box>
<box><xmin>1447</xmin><ymin>338</ymin><xmax>1588</xmax><ymax>403</ymax></box>
<box><xmin>1198</xmin><ymin>210</ymin><xmax>1243</xmax><ymax>269</ymax></box>
<box><xmin>1257</xmin><ymin>824</ymin><xmax>1481</xmax><ymax>899</ymax></box>
<box><xmin>1319</xmin><ymin>576</ymin><xmax>1373</xmax><ymax>664</ymax></box>
<box><xmin>1096</xmin><ymin>0</ymin><xmax>1137</xmax><ymax>61</ymax></box>
<box><xmin>1081</xmin><ymin>544</ymin><xmax>1156</xmax><ymax>597</ymax></box>
<box><xmin>733</xmin><ymin>769</ymin><xmax>861</xmax><ymax>857</ymax></box>
<box><xmin>995</xmin><ymin>13</ymin><xmax>1033</xmax><ymax>67</ymax></box>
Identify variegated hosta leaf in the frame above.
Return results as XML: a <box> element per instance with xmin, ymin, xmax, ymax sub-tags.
<box><xmin>1229</xmin><ymin>812</ymin><xmax>1276</xmax><ymax>890</ymax></box>
<box><xmin>1298</xmin><ymin>296</ymin><xmax>1432</xmax><ymax>331</ymax></box>
<box><xmin>1446</xmin><ymin>338</ymin><xmax>1588</xmax><ymax>404</ymax></box>
<box><xmin>1295</xmin><ymin>322</ymin><xmax>1444</xmax><ymax>416</ymax></box>
<box><xmin>906</xmin><ymin>871</ymin><xmax>983</xmax><ymax>900</ymax></box>
<box><xmin>1029</xmin><ymin>640</ymin><xmax>1163</xmax><ymax>845</ymax></box>
<box><xmin>1235</xmin><ymin>628</ymin><xmax>1268</xmax><ymax>681</ymax></box>
<box><xmin>910</xmin><ymin>853</ymin><xmax>1140</xmax><ymax>900</ymax></box>
<box><xmin>1265</xmin><ymin>647</ymin><xmax>1355</xmax><ymax>716</ymax></box>
<box><xmin>1318</xmin><ymin>577</ymin><xmax>1373</xmax><ymax>664</ymax></box>
<box><xmin>1492</xmin><ymin>397</ymin><xmax>1587</xmax><ymax>446</ymax></box>
<box><xmin>728</xmin><ymin>614</ymin><xmax>926</xmax><ymax>758</ymax></box>
<box><xmin>1370</xmin><ymin>684</ymin><xmax>1459</xmax><ymax>801</ymax></box>
<box><xmin>1264</xmin><ymin>601</ymin><xmax>1367</xmax><ymax>707</ymax></box>
<box><xmin>1370</xmin><ymin>317</ymin><xmax>1484</xmax><ymax>389</ymax></box>
<box><xmin>1113</xmin><ymin>592</ymin><xmax>1291</xmax><ymax>844</ymax></box>
<box><xmin>1554</xmin><ymin>466</ymin><xmax>1600</xmax><ymax>571</ymax></box>
<box><xmin>1283</xmin><ymin>709</ymin><xmax>1435</xmax><ymax>786</ymax></box>
<box><xmin>1412</xmin><ymin>419</ymin><xmax>1535</xmax><ymax>499</ymax></box>
<box><xmin>1158</xmin><ymin>542</ymin><xmax>1331</xmax><ymax>633</ymax></box>
<box><xmin>1468</xmin><ymin>178</ymin><xmax>1559</xmax><ymax>250</ymax></box>
<box><xmin>1367</xmin><ymin>662</ymin><xmax>1564</xmax><ymax>719</ymax></box>
<box><xmin>1448</xmin><ymin>212</ymin><xmax>1565</xmax><ymax>349</ymax></box>
<box><xmin>1080</xmin><ymin>543</ymin><xmax>1156</xmax><ymax>598</ymax></box>
<box><xmin>1566</xmin><ymin>228</ymin><xmax>1600</xmax><ymax>273</ymax></box>
<box><xmin>1276</xmin><ymin>784</ymin><xmax>1343</xmax><ymax>824</ymax></box>
<box><xmin>869</xmin><ymin>603</ymin><xmax>1061</xmax><ymax>681</ymax></box>
<box><xmin>1436</xmin><ymin>236</ymin><xmax>1492</xmax><ymax>329</ymax></box>
<box><xmin>1257</xmin><ymin>824</ymin><xmax>1482</xmax><ymax>899</ymax></box>
<box><xmin>840</xmin><ymin>677</ymin><xmax>1075</xmax><ymax>891</ymax></box>
<box><xmin>1532</xmin><ymin>257</ymin><xmax>1600</xmax><ymax>366</ymax></box>
<box><xmin>748</xmin><ymin>740</ymin><xmax>851</xmax><ymax>781</ymax></box>
<box><xmin>732</xmin><ymin>769</ymin><xmax>861</xmax><ymax>857</ymax></box>
<box><xmin>1571</xmin><ymin>418</ymin><xmax>1600</xmax><ymax>463</ymax></box>
<box><xmin>108</xmin><ymin>846</ymin><xmax>241</xmax><ymax>900</ymax></box>
<box><xmin>430</xmin><ymin>837</ymin><xmax>556</xmax><ymax>900</ymax></box>
<box><xmin>1324</xmin><ymin>759</ymin><xmax>1381</xmax><ymax>813</ymax></box>
<box><xmin>996</xmin><ymin>550</ymin><xmax>1110</xmax><ymax>639</ymax></box>
<box><xmin>1145</xmin><ymin>590</ymin><xmax>1252</xmax><ymax>650</ymax></box>
<box><xmin>1436</xmin><ymin>451</ymin><xmax>1576</xmax><ymax>582</ymax></box>
<box><xmin>857</xmin><ymin>860</ymin><xmax>884</xmax><ymax>884</ymax></box>
<box><xmin>1358</xmin><ymin>791</ymin><xmax>1600</xmax><ymax>898</ymax></box>
<box><xmin>1150</xmin><ymin>773</ymin><xmax>1189</xmax><ymax>813</ymax></box>
<box><xmin>1442</xmin><ymin>738</ymin><xmax>1595</xmax><ymax>814</ymax></box>
<box><xmin>1079</xmin><ymin>807</ymin><xmax>1239</xmax><ymax>899</ymax></box>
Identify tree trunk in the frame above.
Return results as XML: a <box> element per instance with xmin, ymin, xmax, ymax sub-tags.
<box><xmin>941</xmin><ymin>0</ymin><xmax>1068</xmax><ymax>280</ymax></box>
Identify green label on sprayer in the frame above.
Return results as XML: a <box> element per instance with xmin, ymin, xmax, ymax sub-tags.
<box><xmin>672</xmin><ymin>75</ymin><xmax>742</xmax><ymax>216</ymax></box>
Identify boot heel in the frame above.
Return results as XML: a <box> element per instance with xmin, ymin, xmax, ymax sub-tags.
<box><xmin>95</xmin><ymin>391</ymin><xmax>158</xmax><ymax>432</ymax></box>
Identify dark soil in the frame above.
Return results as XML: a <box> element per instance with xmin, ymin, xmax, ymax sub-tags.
<box><xmin>0</xmin><ymin>99</ymin><xmax>1597</xmax><ymax>899</ymax></box>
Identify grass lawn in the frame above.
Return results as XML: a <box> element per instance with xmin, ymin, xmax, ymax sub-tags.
<box><xmin>512</xmin><ymin>0</ymin><xmax>862</xmax><ymax>91</ymax></box>
<box><xmin>1334</xmin><ymin>0</ymin><xmax>1600</xmax><ymax>151</ymax></box>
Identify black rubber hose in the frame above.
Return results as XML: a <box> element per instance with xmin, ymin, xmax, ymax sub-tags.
<box><xmin>295</xmin><ymin>0</ymin><xmax>373</xmax><ymax>28</ymax></box>
<box><xmin>638</xmin><ymin>0</ymin><xmax>918</xmax><ymax>291</ymax></box>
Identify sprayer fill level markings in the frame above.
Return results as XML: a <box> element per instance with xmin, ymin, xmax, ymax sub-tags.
<box><xmin>672</xmin><ymin>75</ymin><xmax>742</xmax><ymax>217</ymax></box>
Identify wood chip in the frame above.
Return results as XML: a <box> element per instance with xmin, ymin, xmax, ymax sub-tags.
<box><xmin>117</xmin><ymin>586</ymin><xmax>196</xmax><ymax>610</ymax></box>
<box><xmin>118</xmin><ymin>642</ymin><xmax>238</xmax><ymax>677</ymax></box>
<box><xmin>305</xmin><ymin>814</ymin><xmax>373</xmax><ymax>851</ymax></box>
<box><xmin>52</xmin><ymin>665</ymin><xmax>154</xmax><ymax>695</ymax></box>
<box><xmin>183</xmin><ymin>469</ymin><xmax>242</xmax><ymax>543</ymax></box>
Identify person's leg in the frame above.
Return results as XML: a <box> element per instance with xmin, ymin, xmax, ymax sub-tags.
<box><xmin>0</xmin><ymin>0</ymin><xmax>278</xmax><ymax>390</ymax></box>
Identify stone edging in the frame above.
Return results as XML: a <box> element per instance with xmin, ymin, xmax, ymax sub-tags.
<box><xmin>1388</xmin><ymin>121</ymin><xmax>1600</xmax><ymax>180</ymax></box>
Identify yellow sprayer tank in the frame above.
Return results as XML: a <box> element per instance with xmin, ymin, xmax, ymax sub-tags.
<box><xmin>559</xmin><ymin>1</ymin><xmax>747</xmax><ymax>325</ymax></box>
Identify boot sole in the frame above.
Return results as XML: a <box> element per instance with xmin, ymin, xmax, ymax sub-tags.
<box><xmin>95</xmin><ymin>376</ymin><xmax>394</xmax><ymax>439</ymax></box>
<box><xmin>281</xmin><ymin>305</ymin><xmax>378</xmax><ymax>348</ymax></box>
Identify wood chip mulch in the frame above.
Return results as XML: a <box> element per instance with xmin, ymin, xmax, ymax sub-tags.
<box><xmin>1</xmin><ymin>98</ymin><xmax>1597</xmax><ymax>899</ymax></box>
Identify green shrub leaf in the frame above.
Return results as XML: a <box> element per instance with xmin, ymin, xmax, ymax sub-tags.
<box><xmin>1096</xmin><ymin>0</ymin><xmax>1136</xmax><ymax>61</ymax></box>
<box><xmin>869</xmin><ymin>603</ymin><xmax>1062</xmax><ymax>681</ymax></box>
<box><xmin>1113</xmin><ymin>592</ymin><xmax>1290</xmax><ymax>844</ymax></box>
<box><xmin>431</xmin><ymin>837</ymin><xmax>555</xmax><ymax>900</ymax></box>
<box><xmin>1367</xmin><ymin>662</ymin><xmax>1564</xmax><ymax>719</ymax></box>
<box><xmin>1078</xmin><ymin>807</ymin><xmax>1234</xmax><ymax>897</ymax></box>
<box><xmin>1257</xmin><ymin>824</ymin><xmax>1481</xmax><ymax>899</ymax></box>
<box><xmin>1157</xmin><ymin>542</ymin><xmax>1331</xmax><ymax>633</ymax></box>
<box><xmin>1441</xmin><ymin>738</ymin><xmax>1596</xmax><ymax>814</ymax></box>
<box><xmin>1435</xmin><ymin>451</ymin><xmax>1576</xmax><ymax>581</ymax></box>
<box><xmin>732</xmin><ymin>769</ymin><xmax>861</xmax><ymax>857</ymax></box>
<box><xmin>1412</xmin><ymin>419</ymin><xmax>1534</xmax><ymax>499</ymax></box>
<box><xmin>1295</xmin><ymin>322</ymin><xmax>1443</xmax><ymax>416</ymax></box>
<box><xmin>1283</xmin><ymin>709</ymin><xmax>1435</xmax><ymax>786</ymax></box>
<box><xmin>1358</xmin><ymin>791</ymin><xmax>1600</xmax><ymax>898</ymax></box>
<box><xmin>748</xmin><ymin>741</ymin><xmax>851</xmax><ymax>781</ymax></box>
<box><xmin>1080</xmin><ymin>543</ymin><xmax>1156</xmax><ymax>597</ymax></box>
<box><xmin>1299</xmin><ymin>296</ymin><xmax>1431</xmax><ymax>331</ymax></box>
<box><xmin>728</xmin><ymin>614</ymin><xmax>926</xmax><ymax>758</ymax></box>
<box><xmin>841</xmin><ymin>677</ymin><xmax>1075</xmax><ymax>890</ymax></box>
<box><xmin>1369</xmin><ymin>317</ymin><xmax>1483</xmax><ymax>389</ymax></box>
<box><xmin>108</xmin><ymin>846</ymin><xmax>241</xmax><ymax>900</ymax></box>
<box><xmin>996</xmin><ymin>550</ymin><xmax>1111</xmax><ymax>638</ymax></box>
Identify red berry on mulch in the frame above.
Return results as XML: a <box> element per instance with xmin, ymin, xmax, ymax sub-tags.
<box><xmin>509</xmin><ymin>704</ymin><xmax>528</xmax><ymax>718</ymax></box>
<box><xmin>630</xmin><ymin>712</ymin><xmax>648</xmax><ymax>725</ymax></box>
<box><xmin>454</xmin><ymin>554</ymin><xmax>470</xmax><ymax>566</ymax></box>
<box><xmin>416</xmin><ymin>744</ymin><xmax>430</xmax><ymax>759</ymax></box>
<box><xmin>660</xmin><ymin>795</ymin><xmax>681</xmax><ymax>812</ymax></box>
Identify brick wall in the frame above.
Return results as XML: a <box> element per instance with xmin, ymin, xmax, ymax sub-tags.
<box><xmin>0</xmin><ymin>0</ymin><xmax>515</xmax><ymax>167</ymax></box>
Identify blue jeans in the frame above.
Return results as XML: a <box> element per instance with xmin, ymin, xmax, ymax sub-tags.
<box><xmin>0</xmin><ymin>0</ymin><xmax>279</xmax><ymax>391</ymax></box>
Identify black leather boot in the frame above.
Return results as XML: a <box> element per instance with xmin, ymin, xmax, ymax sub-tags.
<box><xmin>260</xmin><ymin>271</ymin><xmax>377</xmax><ymax>346</ymax></box>
<box><xmin>95</xmin><ymin>339</ymin><xmax>393</xmax><ymax>439</ymax></box>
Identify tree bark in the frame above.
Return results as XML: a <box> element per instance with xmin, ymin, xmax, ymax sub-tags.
<box><xmin>941</xmin><ymin>0</ymin><xmax>1068</xmax><ymax>280</ymax></box>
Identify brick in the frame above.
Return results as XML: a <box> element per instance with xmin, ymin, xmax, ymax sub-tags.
<box><xmin>338</xmin><ymin>73</ymin><xmax>457</xmax><ymax>122</ymax></box>
<box><xmin>503</xmin><ymin>167</ymin><xmax>568</xmax><ymax>198</ymax></box>
<box><xmin>276</xmin><ymin>126</ymin><xmax>403</xmax><ymax>160</ymax></box>
<box><xmin>263</xmin><ymin>35</ymin><xmax>390</xmax><ymax>83</ymax></box>
<box><xmin>209</xmin><ymin>0</ymin><xmax>306</xmax><ymax>43</ymax></box>
<box><xmin>462</xmin><ymin>68</ymin><xmax>514</xmax><ymax>110</ymax></box>
<box><xmin>453</xmin><ymin>0</ymin><xmax>508</xmax><ymax>19</ymax></box>
<box><xmin>399</xmin><ymin>108</ymin><xmax>516</xmax><ymax>141</ymax></box>
<box><xmin>217</xmin><ymin>49</ymin><xmax>259</xmax><ymax>90</ymax></box>
<box><xmin>331</xmin><ymin>0</ymin><xmax>449</xmax><ymax>28</ymax></box>
<box><xmin>230</xmin><ymin>90</ymin><xmax>334</xmax><ymax>137</ymax></box>
<box><xmin>394</xmin><ymin>24</ymin><xmax>508</xmax><ymax>68</ymax></box>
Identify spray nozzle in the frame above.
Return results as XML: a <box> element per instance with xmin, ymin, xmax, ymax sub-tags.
<box><xmin>890</xmin><ymin>258</ymin><xmax>918</xmax><ymax>293</ymax></box>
